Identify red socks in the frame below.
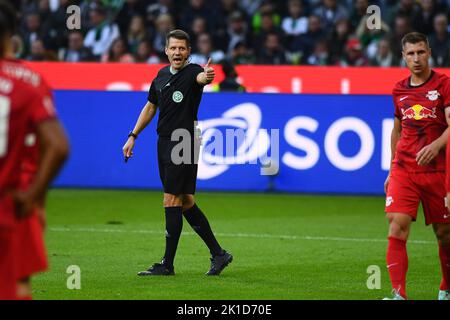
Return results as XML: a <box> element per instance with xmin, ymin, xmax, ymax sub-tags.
<box><xmin>387</xmin><ymin>237</ymin><xmax>408</xmax><ymax>298</ymax></box>
<box><xmin>439</xmin><ymin>244</ymin><xmax>450</xmax><ymax>291</ymax></box>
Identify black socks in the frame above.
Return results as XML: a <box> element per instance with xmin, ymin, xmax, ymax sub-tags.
<box><xmin>163</xmin><ymin>206</ymin><xmax>183</xmax><ymax>267</ymax></box>
<box><xmin>183</xmin><ymin>204</ymin><xmax>223</xmax><ymax>256</ymax></box>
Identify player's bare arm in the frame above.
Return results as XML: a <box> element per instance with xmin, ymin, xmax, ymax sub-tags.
<box><xmin>385</xmin><ymin>117</ymin><xmax>402</xmax><ymax>194</ymax></box>
<box><xmin>416</xmin><ymin>108</ymin><xmax>450</xmax><ymax>166</ymax></box>
<box><xmin>196</xmin><ymin>58</ymin><xmax>215</xmax><ymax>86</ymax></box>
<box><xmin>122</xmin><ymin>101</ymin><xmax>157</xmax><ymax>158</ymax></box>
<box><xmin>14</xmin><ymin>120</ymin><xmax>69</xmax><ymax>217</ymax></box>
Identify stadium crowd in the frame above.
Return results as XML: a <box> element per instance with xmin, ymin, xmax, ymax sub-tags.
<box><xmin>10</xmin><ymin>0</ymin><xmax>450</xmax><ymax>66</ymax></box>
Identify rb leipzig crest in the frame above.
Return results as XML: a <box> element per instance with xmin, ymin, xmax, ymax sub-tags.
<box><xmin>426</xmin><ymin>90</ymin><xmax>440</xmax><ymax>101</ymax></box>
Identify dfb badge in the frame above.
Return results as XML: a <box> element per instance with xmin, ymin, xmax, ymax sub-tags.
<box><xmin>172</xmin><ymin>91</ymin><xmax>183</xmax><ymax>103</ymax></box>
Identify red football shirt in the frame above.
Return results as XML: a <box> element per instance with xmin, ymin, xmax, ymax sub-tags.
<box><xmin>20</xmin><ymin>93</ymin><xmax>52</xmax><ymax>186</ymax></box>
<box><xmin>20</xmin><ymin>78</ymin><xmax>55</xmax><ymax>185</ymax></box>
<box><xmin>0</xmin><ymin>59</ymin><xmax>55</xmax><ymax>226</ymax></box>
<box><xmin>392</xmin><ymin>70</ymin><xmax>450</xmax><ymax>173</ymax></box>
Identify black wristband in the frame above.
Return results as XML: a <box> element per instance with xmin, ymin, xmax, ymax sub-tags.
<box><xmin>128</xmin><ymin>131</ymin><xmax>138</xmax><ymax>139</ymax></box>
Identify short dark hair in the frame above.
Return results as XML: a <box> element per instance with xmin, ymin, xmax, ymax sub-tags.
<box><xmin>0</xmin><ymin>0</ymin><xmax>17</xmax><ymax>56</ymax></box>
<box><xmin>401</xmin><ymin>32</ymin><xmax>429</xmax><ymax>49</ymax></box>
<box><xmin>165</xmin><ymin>29</ymin><xmax>191</xmax><ymax>47</ymax></box>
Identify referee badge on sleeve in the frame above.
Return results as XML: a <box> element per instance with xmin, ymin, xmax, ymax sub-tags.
<box><xmin>172</xmin><ymin>91</ymin><xmax>184</xmax><ymax>103</ymax></box>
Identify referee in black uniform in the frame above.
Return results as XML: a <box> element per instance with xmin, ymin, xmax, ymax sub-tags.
<box><xmin>122</xmin><ymin>30</ymin><xmax>232</xmax><ymax>276</ymax></box>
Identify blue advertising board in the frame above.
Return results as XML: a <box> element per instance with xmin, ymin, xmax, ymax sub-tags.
<box><xmin>52</xmin><ymin>91</ymin><xmax>393</xmax><ymax>194</ymax></box>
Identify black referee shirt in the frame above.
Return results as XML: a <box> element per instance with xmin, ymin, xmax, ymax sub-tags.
<box><xmin>148</xmin><ymin>63</ymin><xmax>204</xmax><ymax>137</ymax></box>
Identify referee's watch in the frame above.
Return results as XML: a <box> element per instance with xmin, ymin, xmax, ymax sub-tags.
<box><xmin>128</xmin><ymin>131</ymin><xmax>138</xmax><ymax>139</ymax></box>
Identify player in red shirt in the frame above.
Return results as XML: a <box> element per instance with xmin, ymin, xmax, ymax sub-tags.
<box><xmin>385</xmin><ymin>32</ymin><xmax>450</xmax><ymax>300</ymax></box>
<box><xmin>0</xmin><ymin>1</ymin><xmax>69</xmax><ymax>300</ymax></box>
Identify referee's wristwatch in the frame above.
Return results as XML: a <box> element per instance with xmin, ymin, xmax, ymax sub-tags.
<box><xmin>128</xmin><ymin>131</ymin><xmax>138</xmax><ymax>139</ymax></box>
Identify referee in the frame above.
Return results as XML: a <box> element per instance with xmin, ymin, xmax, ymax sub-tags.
<box><xmin>122</xmin><ymin>30</ymin><xmax>232</xmax><ymax>276</ymax></box>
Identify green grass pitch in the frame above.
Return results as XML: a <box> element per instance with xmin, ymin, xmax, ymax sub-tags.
<box><xmin>33</xmin><ymin>189</ymin><xmax>442</xmax><ymax>300</ymax></box>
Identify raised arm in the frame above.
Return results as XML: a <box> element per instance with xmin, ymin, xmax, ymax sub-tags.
<box><xmin>122</xmin><ymin>101</ymin><xmax>157</xmax><ymax>159</ymax></box>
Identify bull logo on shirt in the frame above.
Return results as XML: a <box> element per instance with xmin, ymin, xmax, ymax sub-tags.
<box><xmin>426</xmin><ymin>90</ymin><xmax>440</xmax><ymax>101</ymax></box>
<box><xmin>401</xmin><ymin>104</ymin><xmax>436</xmax><ymax>120</ymax></box>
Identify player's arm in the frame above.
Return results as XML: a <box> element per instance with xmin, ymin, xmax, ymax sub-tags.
<box><xmin>196</xmin><ymin>58</ymin><xmax>215</xmax><ymax>86</ymax></box>
<box><xmin>416</xmin><ymin>108</ymin><xmax>450</xmax><ymax>166</ymax></box>
<box><xmin>14</xmin><ymin>120</ymin><xmax>69</xmax><ymax>217</ymax></box>
<box><xmin>122</xmin><ymin>101</ymin><xmax>157</xmax><ymax>158</ymax></box>
<box><xmin>385</xmin><ymin>117</ymin><xmax>401</xmax><ymax>193</ymax></box>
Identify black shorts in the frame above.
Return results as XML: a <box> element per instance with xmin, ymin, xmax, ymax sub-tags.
<box><xmin>157</xmin><ymin>136</ymin><xmax>199</xmax><ymax>195</ymax></box>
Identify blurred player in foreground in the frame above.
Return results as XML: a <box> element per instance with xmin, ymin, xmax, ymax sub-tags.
<box><xmin>122</xmin><ymin>30</ymin><xmax>232</xmax><ymax>276</ymax></box>
<box><xmin>0</xmin><ymin>0</ymin><xmax>69</xmax><ymax>299</ymax></box>
<box><xmin>384</xmin><ymin>32</ymin><xmax>450</xmax><ymax>300</ymax></box>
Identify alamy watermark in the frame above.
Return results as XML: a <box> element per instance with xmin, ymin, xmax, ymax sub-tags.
<box><xmin>66</xmin><ymin>5</ymin><xmax>81</xmax><ymax>30</ymax></box>
<box><xmin>66</xmin><ymin>265</ymin><xmax>81</xmax><ymax>290</ymax></box>
<box><xmin>366</xmin><ymin>265</ymin><xmax>381</xmax><ymax>290</ymax></box>
<box><xmin>169</xmin><ymin>124</ymin><xmax>280</xmax><ymax>176</ymax></box>
<box><xmin>366</xmin><ymin>5</ymin><xmax>381</xmax><ymax>30</ymax></box>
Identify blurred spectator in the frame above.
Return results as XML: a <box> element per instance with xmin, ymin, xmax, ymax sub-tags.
<box><xmin>134</xmin><ymin>39</ymin><xmax>161</xmax><ymax>64</ymax></box>
<box><xmin>26</xmin><ymin>39</ymin><xmax>57</xmax><ymax>61</ymax></box>
<box><xmin>291</xmin><ymin>15</ymin><xmax>325</xmax><ymax>63</ymax></box>
<box><xmin>252</xmin><ymin>1</ymin><xmax>281</xmax><ymax>35</ymax></box>
<box><xmin>388</xmin><ymin>15</ymin><xmax>412</xmax><ymax>62</ymax></box>
<box><xmin>253</xmin><ymin>12</ymin><xmax>285</xmax><ymax>52</ymax></box>
<box><xmin>180</xmin><ymin>0</ymin><xmax>214</xmax><ymax>32</ymax></box>
<box><xmin>225</xmin><ymin>11</ymin><xmax>252</xmax><ymax>56</ymax></box>
<box><xmin>349</xmin><ymin>0</ymin><xmax>368</xmax><ymax>30</ymax></box>
<box><xmin>313</xmin><ymin>0</ymin><xmax>349</xmax><ymax>33</ymax></box>
<box><xmin>338</xmin><ymin>37</ymin><xmax>369</xmax><ymax>66</ymax></box>
<box><xmin>356</xmin><ymin>15</ymin><xmax>390</xmax><ymax>48</ymax></box>
<box><xmin>240</xmin><ymin>0</ymin><xmax>264</xmax><ymax>16</ymax></box>
<box><xmin>189</xmin><ymin>16</ymin><xmax>208</xmax><ymax>52</ymax></box>
<box><xmin>11</xmin><ymin>35</ymin><xmax>25</xmax><ymax>59</ymax></box>
<box><xmin>127</xmin><ymin>15</ymin><xmax>147</xmax><ymax>54</ymax></box>
<box><xmin>60</xmin><ymin>31</ymin><xmax>95</xmax><ymax>62</ymax></box>
<box><xmin>115</xmin><ymin>0</ymin><xmax>150</xmax><ymax>34</ymax></box>
<box><xmin>101</xmin><ymin>37</ymin><xmax>135</xmax><ymax>63</ymax></box>
<box><xmin>307</xmin><ymin>39</ymin><xmax>330</xmax><ymax>65</ymax></box>
<box><xmin>84</xmin><ymin>5</ymin><xmax>120</xmax><ymax>60</ymax></box>
<box><xmin>281</xmin><ymin>0</ymin><xmax>308</xmax><ymax>36</ymax></box>
<box><xmin>43</xmin><ymin>0</ymin><xmax>72</xmax><ymax>52</ymax></box>
<box><xmin>413</xmin><ymin>0</ymin><xmax>438</xmax><ymax>35</ymax></box>
<box><xmin>386</xmin><ymin>0</ymin><xmax>421</xmax><ymax>28</ymax></box>
<box><xmin>230</xmin><ymin>41</ymin><xmax>256</xmax><ymax>64</ymax></box>
<box><xmin>190</xmin><ymin>33</ymin><xmax>226</xmax><ymax>65</ymax></box>
<box><xmin>328</xmin><ymin>19</ymin><xmax>351</xmax><ymax>64</ymax></box>
<box><xmin>20</xmin><ymin>12</ymin><xmax>47</xmax><ymax>57</ymax></box>
<box><xmin>152</xmin><ymin>13</ymin><xmax>175</xmax><ymax>57</ymax></box>
<box><xmin>212</xmin><ymin>1</ymin><xmax>245</xmax><ymax>53</ymax></box>
<box><xmin>429</xmin><ymin>13</ymin><xmax>450</xmax><ymax>67</ymax></box>
<box><xmin>214</xmin><ymin>0</ymin><xmax>242</xmax><ymax>36</ymax></box>
<box><xmin>257</xmin><ymin>32</ymin><xmax>288</xmax><ymax>64</ymax></box>
<box><xmin>212</xmin><ymin>61</ymin><xmax>246</xmax><ymax>92</ymax></box>
<box><xmin>145</xmin><ymin>0</ymin><xmax>175</xmax><ymax>28</ymax></box>
<box><xmin>370</xmin><ymin>38</ymin><xmax>397</xmax><ymax>67</ymax></box>
<box><xmin>36</xmin><ymin>0</ymin><xmax>52</xmax><ymax>23</ymax></box>
<box><xmin>356</xmin><ymin>15</ymin><xmax>390</xmax><ymax>60</ymax></box>
<box><xmin>11</xmin><ymin>0</ymin><xmax>450</xmax><ymax>66</ymax></box>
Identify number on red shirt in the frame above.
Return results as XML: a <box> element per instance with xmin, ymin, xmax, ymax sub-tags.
<box><xmin>0</xmin><ymin>95</ymin><xmax>10</xmax><ymax>158</ymax></box>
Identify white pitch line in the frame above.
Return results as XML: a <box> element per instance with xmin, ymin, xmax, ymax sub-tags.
<box><xmin>49</xmin><ymin>227</ymin><xmax>435</xmax><ymax>245</ymax></box>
